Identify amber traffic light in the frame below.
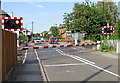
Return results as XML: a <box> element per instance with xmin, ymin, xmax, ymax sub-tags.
<box><xmin>4</xmin><ymin>19</ymin><xmax>21</xmax><ymax>29</ymax></box>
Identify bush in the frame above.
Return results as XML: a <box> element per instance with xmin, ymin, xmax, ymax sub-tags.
<box><xmin>100</xmin><ymin>44</ymin><xmax>109</xmax><ymax>52</ymax></box>
<box><xmin>43</xmin><ymin>34</ymin><xmax>52</xmax><ymax>39</ymax></box>
<box><xmin>100</xmin><ymin>40</ymin><xmax>116</xmax><ymax>52</ymax></box>
<box><xmin>19</xmin><ymin>34</ymin><xmax>28</xmax><ymax>41</ymax></box>
<box><xmin>108</xmin><ymin>45</ymin><xmax>116</xmax><ymax>52</ymax></box>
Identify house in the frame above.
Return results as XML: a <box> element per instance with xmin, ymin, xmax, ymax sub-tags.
<box><xmin>40</xmin><ymin>31</ymin><xmax>48</xmax><ymax>36</ymax></box>
<box><xmin>22</xmin><ymin>29</ymin><xmax>31</xmax><ymax>36</ymax></box>
<box><xmin>0</xmin><ymin>9</ymin><xmax>10</xmax><ymax>17</ymax></box>
<box><xmin>0</xmin><ymin>9</ymin><xmax>10</xmax><ymax>28</ymax></box>
<box><xmin>58</xmin><ymin>24</ymin><xmax>67</xmax><ymax>38</ymax></box>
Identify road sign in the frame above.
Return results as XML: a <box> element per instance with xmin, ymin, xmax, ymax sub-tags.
<box><xmin>102</xmin><ymin>26</ymin><xmax>115</xmax><ymax>34</ymax></box>
<box><xmin>2</xmin><ymin>17</ymin><xmax>24</xmax><ymax>31</ymax></box>
<box><xmin>66</xmin><ymin>31</ymin><xmax>72</xmax><ymax>36</ymax></box>
<box><xmin>23</xmin><ymin>30</ymin><xmax>31</xmax><ymax>35</ymax></box>
<box><xmin>74</xmin><ymin>33</ymin><xmax>84</xmax><ymax>40</ymax></box>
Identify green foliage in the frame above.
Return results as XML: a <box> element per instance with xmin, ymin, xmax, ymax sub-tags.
<box><xmin>100</xmin><ymin>44</ymin><xmax>109</xmax><ymax>52</ymax></box>
<box><xmin>106</xmin><ymin>19</ymin><xmax>120</xmax><ymax>40</ymax></box>
<box><xmin>34</xmin><ymin>33</ymin><xmax>40</xmax><ymax>37</ymax></box>
<box><xmin>43</xmin><ymin>34</ymin><xmax>52</xmax><ymax>39</ymax></box>
<box><xmin>50</xmin><ymin>26</ymin><xmax>59</xmax><ymax>37</ymax></box>
<box><xmin>49</xmin><ymin>26</ymin><xmax>62</xmax><ymax>39</ymax></box>
<box><xmin>100</xmin><ymin>44</ymin><xmax>116</xmax><ymax>52</ymax></box>
<box><xmin>63</xmin><ymin>1</ymin><xmax>118</xmax><ymax>41</ymax></box>
<box><xmin>19</xmin><ymin>34</ymin><xmax>28</xmax><ymax>41</ymax></box>
<box><xmin>100</xmin><ymin>40</ymin><xmax>116</xmax><ymax>52</ymax></box>
<box><xmin>57</xmin><ymin>35</ymin><xmax>62</xmax><ymax>39</ymax></box>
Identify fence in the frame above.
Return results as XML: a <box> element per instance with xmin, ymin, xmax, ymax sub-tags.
<box><xmin>100</xmin><ymin>40</ymin><xmax>120</xmax><ymax>53</ymax></box>
<box><xmin>101</xmin><ymin>40</ymin><xmax>117</xmax><ymax>48</ymax></box>
<box><xmin>0</xmin><ymin>29</ymin><xmax>17</xmax><ymax>82</ymax></box>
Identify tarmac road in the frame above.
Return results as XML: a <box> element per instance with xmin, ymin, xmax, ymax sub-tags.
<box><xmin>27</xmin><ymin>42</ymin><xmax>119</xmax><ymax>82</ymax></box>
<box><xmin>18</xmin><ymin>42</ymin><xmax>120</xmax><ymax>83</ymax></box>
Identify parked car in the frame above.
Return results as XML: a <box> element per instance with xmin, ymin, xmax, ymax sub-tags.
<box><xmin>49</xmin><ymin>37</ymin><xmax>58</xmax><ymax>44</ymax></box>
<box><xmin>34</xmin><ymin>38</ymin><xmax>42</xmax><ymax>44</ymax></box>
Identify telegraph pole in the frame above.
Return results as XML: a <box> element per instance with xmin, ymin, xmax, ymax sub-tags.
<box><xmin>32</xmin><ymin>22</ymin><xmax>33</xmax><ymax>41</ymax></box>
<box><xmin>11</xmin><ymin>12</ymin><xmax>13</xmax><ymax>17</ymax></box>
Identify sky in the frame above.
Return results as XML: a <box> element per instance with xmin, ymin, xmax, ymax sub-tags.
<box><xmin>2</xmin><ymin>0</ymin><xmax>120</xmax><ymax>33</ymax></box>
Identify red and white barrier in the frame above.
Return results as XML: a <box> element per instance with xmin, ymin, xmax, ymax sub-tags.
<box><xmin>26</xmin><ymin>40</ymin><xmax>74</xmax><ymax>43</ymax></box>
<box><xmin>19</xmin><ymin>43</ymin><xmax>99</xmax><ymax>50</ymax></box>
<box><xmin>27</xmin><ymin>40</ymin><xmax>49</xmax><ymax>43</ymax></box>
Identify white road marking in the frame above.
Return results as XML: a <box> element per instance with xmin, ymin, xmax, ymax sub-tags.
<box><xmin>54</xmin><ymin>48</ymin><xmax>66</xmax><ymax>55</ymax></box>
<box><xmin>72</xmin><ymin>48</ymin><xmax>77</xmax><ymax>49</ymax></box>
<box><xmin>23</xmin><ymin>50</ymin><xmax>28</xmax><ymax>64</ymax></box>
<box><xmin>69</xmin><ymin>54</ymin><xmax>95</xmax><ymax>64</ymax></box>
<box><xmin>35</xmin><ymin>49</ymin><xmax>40</xmax><ymax>62</ymax></box>
<box><xmin>55</xmin><ymin>48</ymin><xmax>95</xmax><ymax>64</ymax></box>
<box><xmin>34</xmin><ymin>49</ymin><xmax>50</xmax><ymax>81</ymax></box>
<box><xmin>55</xmin><ymin>48</ymin><xmax>120</xmax><ymax>78</ymax></box>
<box><xmin>72</xmin><ymin>47</ymin><xmax>91</xmax><ymax>52</ymax></box>
<box><xmin>65</xmin><ymin>70</ymin><xmax>75</xmax><ymax>72</ymax></box>
<box><xmin>54</xmin><ymin>48</ymin><xmax>64</xmax><ymax>55</ymax></box>
<box><xmin>45</xmin><ymin>63</ymin><xmax>87</xmax><ymax>67</ymax></box>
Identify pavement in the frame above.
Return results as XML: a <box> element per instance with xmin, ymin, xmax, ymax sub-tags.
<box><xmin>91</xmin><ymin>51</ymin><xmax>119</xmax><ymax>60</ymax></box>
<box><xmin>7</xmin><ymin>48</ymin><xmax>43</xmax><ymax>82</ymax></box>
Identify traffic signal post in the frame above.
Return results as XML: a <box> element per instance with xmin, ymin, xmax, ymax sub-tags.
<box><xmin>2</xmin><ymin>17</ymin><xmax>24</xmax><ymax>47</ymax></box>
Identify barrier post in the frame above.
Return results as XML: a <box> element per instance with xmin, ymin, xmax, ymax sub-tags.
<box><xmin>75</xmin><ymin>39</ymin><xmax>78</xmax><ymax>45</ymax></box>
<box><xmin>117</xmin><ymin>39</ymin><xmax>120</xmax><ymax>54</ymax></box>
<box><xmin>97</xmin><ymin>41</ymin><xmax>101</xmax><ymax>50</ymax></box>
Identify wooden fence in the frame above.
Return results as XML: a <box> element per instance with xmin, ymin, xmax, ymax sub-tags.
<box><xmin>0</xmin><ymin>29</ymin><xmax>17</xmax><ymax>82</ymax></box>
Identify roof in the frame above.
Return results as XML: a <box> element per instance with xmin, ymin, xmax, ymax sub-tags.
<box><xmin>0</xmin><ymin>9</ymin><xmax>10</xmax><ymax>17</ymax></box>
<box><xmin>57</xmin><ymin>24</ymin><xmax>66</xmax><ymax>29</ymax></box>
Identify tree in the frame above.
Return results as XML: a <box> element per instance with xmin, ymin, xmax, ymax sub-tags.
<box><xmin>43</xmin><ymin>34</ymin><xmax>52</xmax><ymax>39</ymax></box>
<box><xmin>49</xmin><ymin>26</ymin><xmax>62</xmax><ymax>39</ymax></box>
<box><xmin>96</xmin><ymin>0</ymin><xmax>118</xmax><ymax>24</ymax></box>
<box><xmin>19</xmin><ymin>34</ymin><xmax>28</xmax><ymax>41</ymax></box>
<box><xmin>34</xmin><ymin>33</ymin><xmax>40</xmax><ymax>37</ymax></box>
<box><xmin>109</xmin><ymin>19</ymin><xmax>120</xmax><ymax>40</ymax></box>
<box><xmin>63</xmin><ymin>2</ymin><xmax>102</xmax><ymax>40</ymax></box>
<box><xmin>50</xmin><ymin>26</ymin><xmax>59</xmax><ymax>37</ymax></box>
<box><xmin>63</xmin><ymin>1</ymin><xmax>118</xmax><ymax>41</ymax></box>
